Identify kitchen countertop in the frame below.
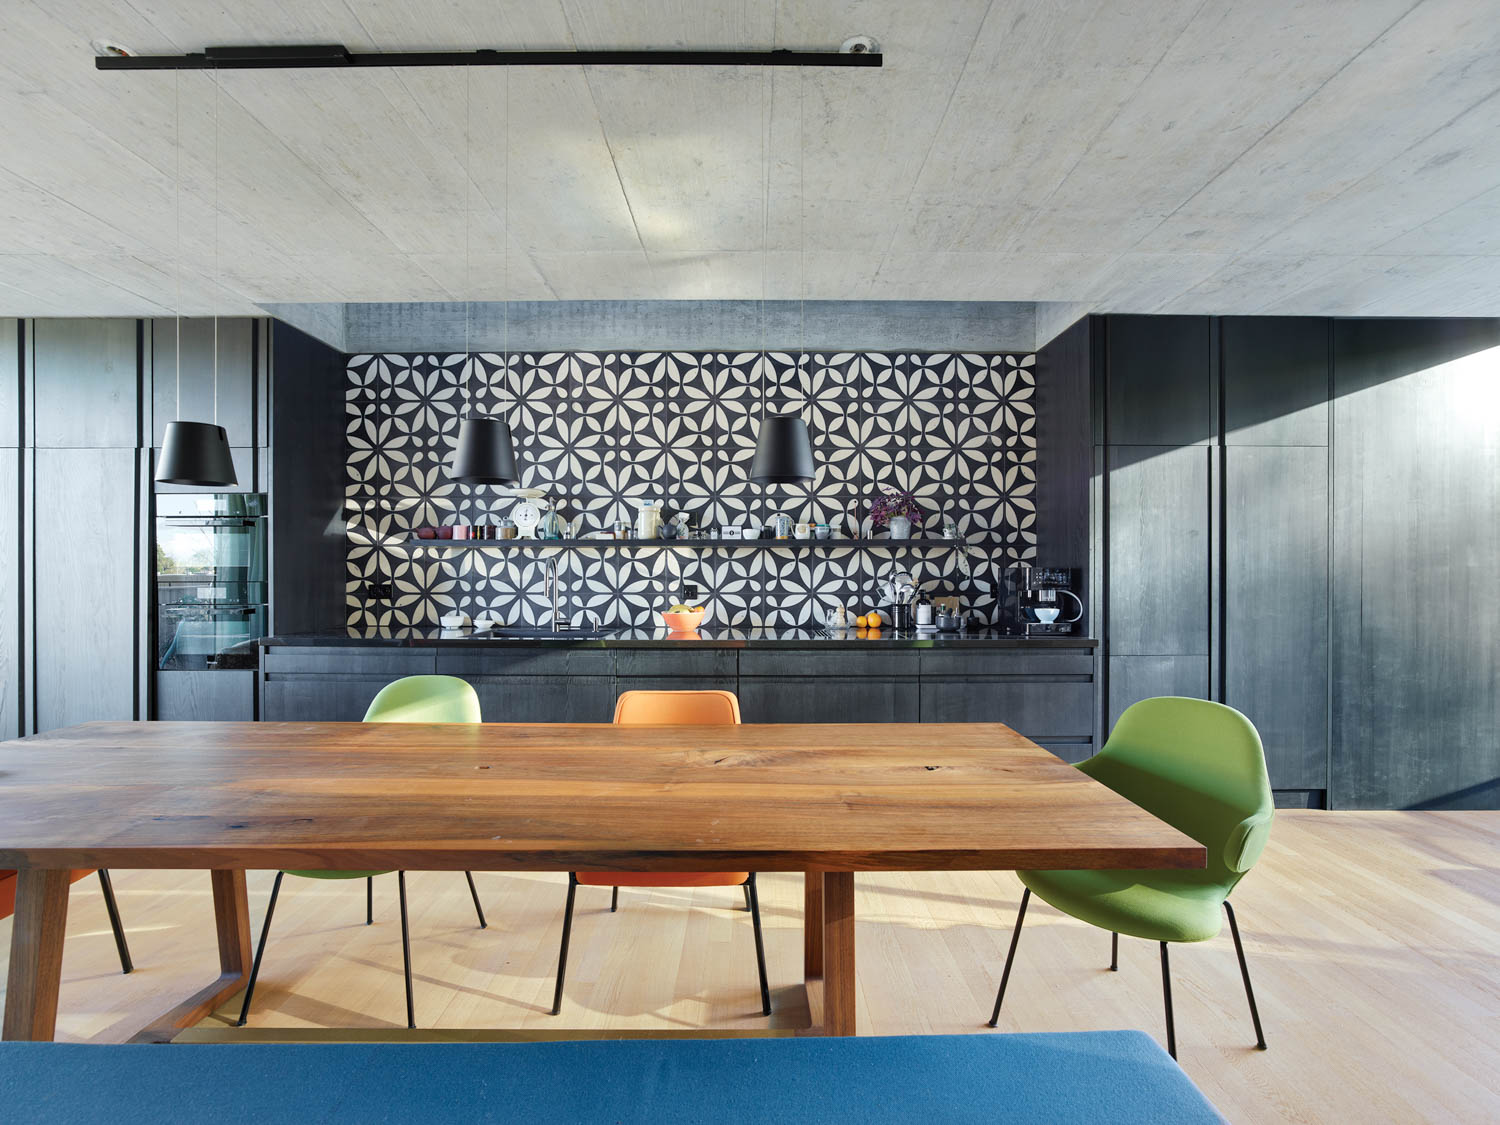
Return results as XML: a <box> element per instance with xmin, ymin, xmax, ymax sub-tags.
<box><xmin>260</xmin><ymin>627</ymin><xmax>1097</xmax><ymax>649</ymax></box>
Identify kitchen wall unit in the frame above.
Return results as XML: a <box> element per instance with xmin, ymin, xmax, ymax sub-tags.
<box><xmin>1048</xmin><ymin>312</ymin><xmax>1500</xmax><ymax>809</ymax></box>
<box><xmin>258</xmin><ymin>638</ymin><xmax>1098</xmax><ymax>753</ymax></box>
<box><xmin>0</xmin><ymin>315</ymin><xmax>335</xmax><ymax>733</ymax></box>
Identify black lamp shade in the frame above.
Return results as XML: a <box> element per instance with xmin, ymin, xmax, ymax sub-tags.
<box><xmin>749</xmin><ymin>413</ymin><xmax>814</xmax><ymax>484</ymax></box>
<box><xmin>450</xmin><ymin>416</ymin><xmax>520</xmax><ymax>485</ymax></box>
<box><xmin>154</xmin><ymin>420</ymin><xmax>238</xmax><ymax>486</ymax></box>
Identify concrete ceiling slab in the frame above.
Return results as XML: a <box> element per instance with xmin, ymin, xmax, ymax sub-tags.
<box><xmin>0</xmin><ymin>1</ymin><xmax>1497</xmax><ymax>316</ymax></box>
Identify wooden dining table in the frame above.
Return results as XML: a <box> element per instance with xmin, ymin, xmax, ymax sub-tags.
<box><xmin>0</xmin><ymin>720</ymin><xmax>1204</xmax><ymax>1042</ymax></box>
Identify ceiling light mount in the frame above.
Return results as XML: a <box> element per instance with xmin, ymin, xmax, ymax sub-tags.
<box><xmin>95</xmin><ymin>44</ymin><xmax>882</xmax><ymax>71</ymax></box>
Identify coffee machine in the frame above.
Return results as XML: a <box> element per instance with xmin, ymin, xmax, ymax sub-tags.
<box><xmin>1007</xmin><ymin>565</ymin><xmax>1084</xmax><ymax>637</ymax></box>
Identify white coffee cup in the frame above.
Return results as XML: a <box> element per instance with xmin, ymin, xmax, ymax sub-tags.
<box><xmin>1033</xmin><ymin>607</ymin><xmax>1060</xmax><ymax>625</ymax></box>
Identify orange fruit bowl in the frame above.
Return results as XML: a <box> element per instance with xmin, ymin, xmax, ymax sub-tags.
<box><xmin>661</xmin><ymin>608</ymin><xmax>706</xmax><ymax>632</ymax></box>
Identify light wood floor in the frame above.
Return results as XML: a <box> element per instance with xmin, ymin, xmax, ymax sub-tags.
<box><xmin>4</xmin><ymin>810</ymin><xmax>1500</xmax><ymax>1123</ymax></box>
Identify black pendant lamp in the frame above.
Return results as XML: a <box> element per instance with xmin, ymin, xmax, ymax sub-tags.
<box><xmin>750</xmin><ymin>414</ymin><xmax>814</xmax><ymax>483</ymax></box>
<box><xmin>156</xmin><ymin>420</ymin><xmax>237</xmax><ymax>485</ymax></box>
<box><xmin>153</xmin><ymin>69</ymin><xmax>237</xmax><ymax>488</ymax></box>
<box><xmin>450</xmin><ymin>416</ymin><xmax>519</xmax><ymax>485</ymax></box>
<box><xmin>748</xmin><ymin>67</ymin><xmax>814</xmax><ymax>487</ymax></box>
<box><xmin>448</xmin><ymin>67</ymin><xmax>521</xmax><ymax>489</ymax></box>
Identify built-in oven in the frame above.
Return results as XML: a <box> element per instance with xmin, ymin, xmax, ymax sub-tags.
<box><xmin>155</xmin><ymin>494</ymin><xmax>267</xmax><ymax>671</ymax></box>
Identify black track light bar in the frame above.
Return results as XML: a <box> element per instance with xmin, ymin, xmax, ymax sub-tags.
<box><xmin>95</xmin><ymin>44</ymin><xmax>882</xmax><ymax>71</ymax></box>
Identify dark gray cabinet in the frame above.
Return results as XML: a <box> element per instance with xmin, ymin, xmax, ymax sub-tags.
<box><xmin>1106</xmin><ymin>316</ymin><xmax>1213</xmax><ymax>447</ymax></box>
<box><xmin>918</xmin><ymin>680</ymin><xmax>1093</xmax><ymax>737</ymax></box>
<box><xmin>1224</xmin><ymin>445</ymin><xmax>1329</xmax><ymax>790</ymax></box>
<box><xmin>1106</xmin><ymin>445</ymin><xmax>1210</xmax><ymax>658</ymax></box>
<box><xmin>0</xmin><ymin>320</ymin><xmax>18</xmax><ymax>446</ymax></box>
<box><xmin>31</xmin><ymin>319</ymin><xmax>140</xmax><ymax>448</ymax></box>
<box><xmin>33</xmin><ymin>447</ymin><xmax>140</xmax><ymax>730</ymax></box>
<box><xmin>737</xmin><ymin>676</ymin><xmax>919</xmax><ymax>724</ymax></box>
<box><xmin>0</xmin><ymin>448</ymin><xmax>18</xmax><ymax>739</ymax></box>
<box><xmin>157</xmin><ymin>670</ymin><xmax>255</xmax><ymax>721</ymax></box>
<box><xmin>469</xmin><ymin>676</ymin><xmax>616</xmax><ymax>723</ymax></box>
<box><xmin>1330</xmin><ymin>319</ymin><xmax>1500</xmax><ymax>808</ymax></box>
<box><xmin>263</xmin><ymin>676</ymin><xmax>394</xmax><ymax>722</ymax></box>
<box><xmin>258</xmin><ymin>643</ymin><xmax>1093</xmax><ymax>734</ymax></box>
<box><xmin>1222</xmin><ymin>317</ymin><xmax>1329</xmax><ymax>446</ymax></box>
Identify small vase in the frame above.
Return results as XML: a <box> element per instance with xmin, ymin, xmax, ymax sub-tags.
<box><xmin>888</xmin><ymin>515</ymin><xmax>912</xmax><ymax>540</ymax></box>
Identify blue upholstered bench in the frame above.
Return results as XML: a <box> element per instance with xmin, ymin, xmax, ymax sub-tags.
<box><xmin>0</xmin><ymin>1031</ymin><xmax>1223</xmax><ymax>1124</ymax></box>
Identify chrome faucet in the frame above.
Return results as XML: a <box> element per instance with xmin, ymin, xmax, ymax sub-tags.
<box><xmin>544</xmin><ymin>557</ymin><xmax>564</xmax><ymax>632</ymax></box>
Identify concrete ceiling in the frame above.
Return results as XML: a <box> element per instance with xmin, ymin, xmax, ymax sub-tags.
<box><xmin>3</xmin><ymin>1</ymin><xmax>1499</xmax><ymax>318</ymax></box>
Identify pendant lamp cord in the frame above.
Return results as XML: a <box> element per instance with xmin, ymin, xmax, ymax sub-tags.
<box><xmin>212</xmin><ymin>63</ymin><xmax>220</xmax><ymax>427</ymax></box>
<box><xmin>799</xmin><ymin>67</ymin><xmax>806</xmax><ymax>383</ymax></box>
<box><xmin>760</xmin><ymin>63</ymin><xmax>770</xmax><ymax>419</ymax></box>
<box><xmin>173</xmin><ymin>69</ymin><xmax>181</xmax><ymax>421</ymax></box>
<box><xmin>463</xmin><ymin>64</ymin><xmax>471</xmax><ymax>422</ymax></box>
<box><xmin>503</xmin><ymin>67</ymin><xmax>510</xmax><ymax>422</ymax></box>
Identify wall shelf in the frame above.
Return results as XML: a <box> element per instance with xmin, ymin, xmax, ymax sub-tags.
<box><xmin>400</xmin><ymin>537</ymin><xmax>984</xmax><ymax>551</ymax></box>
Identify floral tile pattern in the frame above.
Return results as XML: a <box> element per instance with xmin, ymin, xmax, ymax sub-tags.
<box><xmin>345</xmin><ymin>350</ymin><xmax>1037</xmax><ymax>628</ymax></box>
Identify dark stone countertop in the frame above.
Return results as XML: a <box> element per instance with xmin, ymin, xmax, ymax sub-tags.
<box><xmin>260</xmin><ymin>627</ymin><xmax>1097</xmax><ymax>650</ymax></box>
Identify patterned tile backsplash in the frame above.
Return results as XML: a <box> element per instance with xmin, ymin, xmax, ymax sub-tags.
<box><xmin>345</xmin><ymin>350</ymin><xmax>1037</xmax><ymax>628</ymax></box>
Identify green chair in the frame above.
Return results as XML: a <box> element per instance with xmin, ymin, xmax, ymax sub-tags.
<box><xmin>237</xmin><ymin>676</ymin><xmax>489</xmax><ymax>1029</ymax></box>
<box><xmin>986</xmin><ymin>697</ymin><xmax>1274</xmax><ymax>1058</ymax></box>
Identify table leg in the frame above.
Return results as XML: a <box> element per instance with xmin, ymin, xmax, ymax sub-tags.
<box><xmin>803</xmin><ymin>871</ymin><xmax>824</xmax><ymax>978</ymax></box>
<box><xmin>211</xmin><ymin>869</ymin><xmax>253</xmax><ymax>978</ymax></box>
<box><xmin>129</xmin><ymin>869</ymin><xmax>253</xmax><ymax>1043</ymax></box>
<box><xmin>822</xmin><ymin>871</ymin><xmax>856</xmax><ymax>1036</ymax></box>
<box><xmin>3</xmin><ymin>869</ymin><xmax>71</xmax><ymax>1041</ymax></box>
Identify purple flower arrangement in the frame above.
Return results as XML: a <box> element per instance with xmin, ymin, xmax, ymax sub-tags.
<box><xmin>866</xmin><ymin>488</ymin><xmax>924</xmax><ymax>528</ymax></box>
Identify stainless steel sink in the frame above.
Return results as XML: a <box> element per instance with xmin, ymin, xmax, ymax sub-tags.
<box><xmin>476</xmin><ymin>625</ymin><xmax>609</xmax><ymax>640</ymax></box>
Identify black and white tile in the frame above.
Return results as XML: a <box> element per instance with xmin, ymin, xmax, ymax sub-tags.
<box><xmin>345</xmin><ymin>350</ymin><xmax>1038</xmax><ymax>628</ymax></box>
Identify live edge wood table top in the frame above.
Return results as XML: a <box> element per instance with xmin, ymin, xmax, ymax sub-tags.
<box><xmin>0</xmin><ymin>721</ymin><xmax>1204</xmax><ymax>1041</ymax></box>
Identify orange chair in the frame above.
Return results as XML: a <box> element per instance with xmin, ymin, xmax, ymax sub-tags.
<box><xmin>551</xmin><ymin>690</ymin><xmax>771</xmax><ymax>1016</ymax></box>
<box><xmin>0</xmin><ymin>869</ymin><xmax>133</xmax><ymax>974</ymax></box>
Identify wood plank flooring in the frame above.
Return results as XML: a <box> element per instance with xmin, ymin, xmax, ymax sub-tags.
<box><xmin>4</xmin><ymin>810</ymin><xmax>1499</xmax><ymax>1123</ymax></box>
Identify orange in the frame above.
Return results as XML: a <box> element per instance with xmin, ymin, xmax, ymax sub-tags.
<box><xmin>866</xmin><ymin>610</ymin><xmax>883</xmax><ymax>628</ymax></box>
<box><xmin>855</xmin><ymin>614</ymin><xmax>869</xmax><ymax>628</ymax></box>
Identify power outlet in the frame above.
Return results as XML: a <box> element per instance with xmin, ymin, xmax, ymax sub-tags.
<box><xmin>365</xmin><ymin>581</ymin><xmax>392</xmax><ymax>602</ymax></box>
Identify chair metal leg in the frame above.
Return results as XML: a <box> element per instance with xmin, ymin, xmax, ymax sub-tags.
<box><xmin>610</xmin><ymin>885</ymin><xmax>618</xmax><ymax>913</ymax></box>
<box><xmin>743</xmin><ymin>882</ymin><xmax>752</xmax><ymax>911</ymax></box>
<box><xmin>236</xmin><ymin>871</ymin><xmax>284</xmax><ymax>1027</ymax></box>
<box><xmin>398</xmin><ymin>871</ymin><xmax>415</xmax><ymax>1029</ymax></box>
<box><xmin>465</xmin><ymin>871</ymin><xmax>487</xmax><ymax>929</ymax></box>
<box><xmin>1160</xmin><ymin>941</ymin><xmax>1176</xmax><ymax>1059</ymax></box>
<box><xmin>746</xmin><ymin>874</ymin><xmax>771</xmax><ymax>1016</ymax></box>
<box><xmin>97</xmin><ymin>870</ymin><xmax>133</xmax><ymax>975</ymax></box>
<box><xmin>1110</xmin><ymin>931</ymin><xmax>1119</xmax><ymax>972</ymax></box>
<box><xmin>987</xmin><ymin>887</ymin><xmax>1030</xmax><ymax>1027</ymax></box>
<box><xmin>366</xmin><ymin>876</ymin><xmax>373</xmax><ymax>925</ymax></box>
<box><xmin>551</xmin><ymin>875</ymin><xmax>578</xmax><ymax>1015</ymax></box>
<box><xmin>1225</xmin><ymin>901</ymin><xmax>1267</xmax><ymax>1049</ymax></box>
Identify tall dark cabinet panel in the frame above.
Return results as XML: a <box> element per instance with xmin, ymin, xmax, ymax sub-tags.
<box><xmin>0</xmin><ymin>319</ymin><xmax>19</xmax><ymax>443</ymax></box>
<box><xmin>30</xmin><ymin>318</ymin><xmax>140</xmax><ymax>448</ymax></box>
<box><xmin>1105</xmin><ymin>444</ymin><xmax>1211</xmax><ymax>726</ymax></box>
<box><xmin>1106</xmin><ymin>316</ymin><xmax>1215</xmax><ymax>446</ymax></box>
<box><xmin>1221</xmin><ymin>318</ymin><xmax>1331</xmax><ymax>797</ymax></box>
<box><xmin>1331</xmin><ymin>319</ymin><xmax>1500</xmax><ymax>809</ymax></box>
<box><xmin>1034</xmin><ymin>316</ymin><xmax>1094</xmax><ymax>632</ymax></box>
<box><xmin>0</xmin><ymin>322</ymin><xmax>18</xmax><ymax>739</ymax></box>
<box><xmin>0</xmin><ymin>448</ymin><xmax>19</xmax><ymax>740</ymax></box>
<box><xmin>1223</xmin><ymin>445</ymin><xmax>1328</xmax><ymax>791</ymax></box>
<box><xmin>1099</xmin><ymin>316</ymin><xmax>1214</xmax><ymax>734</ymax></box>
<box><xmin>24</xmin><ymin>320</ymin><xmax>144</xmax><ymax>733</ymax></box>
<box><xmin>32</xmin><ymin>448</ymin><xmax>141</xmax><ymax>730</ymax></box>
<box><xmin>269</xmin><ymin>322</ymin><xmax>348</xmax><ymax>634</ymax></box>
